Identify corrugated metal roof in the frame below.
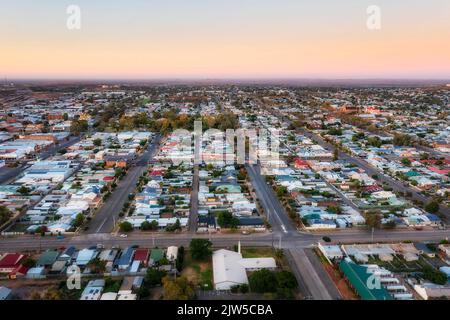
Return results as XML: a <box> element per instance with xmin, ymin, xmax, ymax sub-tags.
<box><xmin>339</xmin><ymin>258</ymin><xmax>392</xmax><ymax>300</ymax></box>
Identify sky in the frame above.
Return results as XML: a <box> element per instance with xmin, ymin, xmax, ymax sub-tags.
<box><xmin>1</xmin><ymin>0</ymin><xmax>449</xmax><ymax>80</ymax></box>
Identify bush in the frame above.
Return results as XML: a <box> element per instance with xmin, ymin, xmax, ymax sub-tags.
<box><xmin>230</xmin><ymin>285</ymin><xmax>240</xmax><ymax>293</ymax></box>
<box><xmin>239</xmin><ymin>284</ymin><xmax>249</xmax><ymax>294</ymax></box>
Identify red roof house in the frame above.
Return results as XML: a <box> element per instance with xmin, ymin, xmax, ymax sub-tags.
<box><xmin>133</xmin><ymin>249</ymin><xmax>150</xmax><ymax>266</ymax></box>
<box><xmin>294</xmin><ymin>158</ymin><xmax>309</xmax><ymax>169</ymax></box>
<box><xmin>427</xmin><ymin>167</ymin><xmax>450</xmax><ymax>175</ymax></box>
<box><xmin>9</xmin><ymin>265</ymin><xmax>29</xmax><ymax>279</ymax></box>
<box><xmin>0</xmin><ymin>253</ymin><xmax>25</xmax><ymax>273</ymax></box>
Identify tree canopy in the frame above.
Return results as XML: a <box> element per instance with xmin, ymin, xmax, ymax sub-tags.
<box><xmin>189</xmin><ymin>239</ymin><xmax>212</xmax><ymax>260</ymax></box>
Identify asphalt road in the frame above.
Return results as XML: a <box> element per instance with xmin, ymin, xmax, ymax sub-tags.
<box><xmin>85</xmin><ymin>136</ymin><xmax>161</xmax><ymax>234</ymax></box>
<box><xmin>246</xmin><ymin>164</ymin><xmax>297</xmax><ymax>234</ymax></box>
<box><xmin>299</xmin><ymin>129</ymin><xmax>450</xmax><ymax>221</ymax></box>
<box><xmin>303</xmin><ymin>248</ymin><xmax>342</xmax><ymax>299</ymax></box>
<box><xmin>188</xmin><ymin>164</ymin><xmax>199</xmax><ymax>233</ymax></box>
<box><xmin>0</xmin><ymin>228</ymin><xmax>448</xmax><ymax>252</ymax></box>
<box><xmin>286</xmin><ymin>248</ymin><xmax>333</xmax><ymax>300</ymax></box>
<box><xmin>0</xmin><ymin>165</ymin><xmax>27</xmax><ymax>185</ymax></box>
<box><xmin>0</xmin><ymin>136</ymin><xmax>80</xmax><ymax>185</ymax></box>
<box><xmin>41</xmin><ymin>136</ymin><xmax>81</xmax><ymax>160</ymax></box>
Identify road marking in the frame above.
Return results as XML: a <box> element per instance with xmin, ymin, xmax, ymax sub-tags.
<box><xmin>96</xmin><ymin>217</ymin><xmax>108</xmax><ymax>233</ymax></box>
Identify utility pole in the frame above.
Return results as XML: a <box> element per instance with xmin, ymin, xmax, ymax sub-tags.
<box><xmin>271</xmin><ymin>232</ymin><xmax>274</xmax><ymax>249</ymax></box>
<box><xmin>371</xmin><ymin>227</ymin><xmax>374</xmax><ymax>243</ymax></box>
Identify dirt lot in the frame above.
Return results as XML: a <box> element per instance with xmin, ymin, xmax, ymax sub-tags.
<box><xmin>181</xmin><ymin>252</ymin><xmax>213</xmax><ymax>290</ymax></box>
<box><xmin>0</xmin><ymin>279</ymin><xmax>63</xmax><ymax>300</ymax></box>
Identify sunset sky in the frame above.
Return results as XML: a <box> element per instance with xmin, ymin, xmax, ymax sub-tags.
<box><xmin>1</xmin><ymin>0</ymin><xmax>449</xmax><ymax>79</ymax></box>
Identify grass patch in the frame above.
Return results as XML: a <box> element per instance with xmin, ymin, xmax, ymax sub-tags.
<box><xmin>181</xmin><ymin>251</ymin><xmax>213</xmax><ymax>291</ymax></box>
<box><xmin>241</xmin><ymin>247</ymin><xmax>275</xmax><ymax>259</ymax></box>
<box><xmin>200</xmin><ymin>268</ymin><xmax>213</xmax><ymax>290</ymax></box>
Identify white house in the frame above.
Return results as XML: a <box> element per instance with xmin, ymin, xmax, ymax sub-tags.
<box><xmin>76</xmin><ymin>249</ymin><xmax>97</xmax><ymax>266</ymax></box>
<box><xmin>212</xmin><ymin>248</ymin><xmax>276</xmax><ymax>290</ymax></box>
<box><xmin>167</xmin><ymin>246</ymin><xmax>178</xmax><ymax>261</ymax></box>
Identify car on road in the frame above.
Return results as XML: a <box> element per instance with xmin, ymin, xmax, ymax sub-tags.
<box><xmin>56</xmin><ymin>235</ymin><xmax>65</xmax><ymax>240</ymax></box>
<box><xmin>119</xmin><ymin>234</ymin><xmax>128</xmax><ymax>238</ymax></box>
<box><xmin>241</xmin><ymin>230</ymin><xmax>251</xmax><ymax>235</ymax></box>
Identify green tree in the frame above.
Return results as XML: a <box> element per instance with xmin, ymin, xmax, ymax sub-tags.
<box><xmin>333</xmin><ymin>148</ymin><xmax>339</xmax><ymax>161</ymax></box>
<box><xmin>327</xmin><ymin>128</ymin><xmax>342</xmax><ymax>136</ymax></box>
<box><xmin>87</xmin><ymin>257</ymin><xmax>107</xmax><ymax>274</ymax></box>
<box><xmin>367</xmin><ymin>136</ymin><xmax>382</xmax><ymax>148</ymax></box>
<box><xmin>141</xmin><ymin>220</ymin><xmax>159</xmax><ymax>231</ymax></box>
<box><xmin>424</xmin><ymin>201</ymin><xmax>440</xmax><ymax>214</ymax></box>
<box><xmin>17</xmin><ymin>185</ymin><xmax>31</xmax><ymax>195</ymax></box>
<box><xmin>175</xmin><ymin>246</ymin><xmax>185</xmax><ymax>272</ymax></box>
<box><xmin>162</xmin><ymin>276</ymin><xmax>195</xmax><ymax>300</ymax></box>
<box><xmin>276</xmin><ymin>271</ymin><xmax>298</xmax><ymax>290</ymax></box>
<box><xmin>145</xmin><ymin>268</ymin><xmax>166</xmax><ymax>286</ymax></box>
<box><xmin>72</xmin><ymin>213</ymin><xmax>85</xmax><ymax>228</ymax></box>
<box><xmin>249</xmin><ymin>269</ymin><xmax>278</xmax><ymax>293</ymax></box>
<box><xmin>93</xmin><ymin>138</ymin><xmax>102</xmax><ymax>147</ymax></box>
<box><xmin>240</xmin><ymin>284</ymin><xmax>249</xmax><ymax>294</ymax></box>
<box><xmin>217</xmin><ymin>212</ymin><xmax>239</xmax><ymax>229</ymax></box>
<box><xmin>365</xmin><ymin>211</ymin><xmax>381</xmax><ymax>229</ymax></box>
<box><xmin>422</xmin><ymin>266</ymin><xmax>447</xmax><ymax>285</ymax></box>
<box><xmin>401</xmin><ymin>157</ymin><xmax>411</xmax><ymax>166</ymax></box>
<box><xmin>70</xmin><ymin>119</ymin><xmax>88</xmax><ymax>135</ymax></box>
<box><xmin>189</xmin><ymin>239</ymin><xmax>212</xmax><ymax>261</ymax></box>
<box><xmin>119</xmin><ymin>221</ymin><xmax>133</xmax><ymax>232</ymax></box>
<box><xmin>22</xmin><ymin>257</ymin><xmax>36</xmax><ymax>268</ymax></box>
<box><xmin>166</xmin><ymin>219</ymin><xmax>181</xmax><ymax>232</ymax></box>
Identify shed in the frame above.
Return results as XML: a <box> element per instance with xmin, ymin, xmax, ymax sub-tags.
<box><xmin>132</xmin><ymin>276</ymin><xmax>144</xmax><ymax>289</ymax></box>
<box><xmin>167</xmin><ymin>246</ymin><xmax>178</xmax><ymax>261</ymax></box>
<box><xmin>26</xmin><ymin>267</ymin><xmax>46</xmax><ymax>279</ymax></box>
<box><xmin>100</xmin><ymin>292</ymin><xmax>117</xmax><ymax>300</ymax></box>
<box><xmin>0</xmin><ymin>286</ymin><xmax>12</xmax><ymax>300</ymax></box>
<box><xmin>149</xmin><ymin>249</ymin><xmax>164</xmax><ymax>266</ymax></box>
<box><xmin>51</xmin><ymin>260</ymin><xmax>68</xmax><ymax>273</ymax></box>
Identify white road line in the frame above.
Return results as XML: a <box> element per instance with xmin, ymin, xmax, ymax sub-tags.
<box><xmin>96</xmin><ymin>217</ymin><xmax>108</xmax><ymax>233</ymax></box>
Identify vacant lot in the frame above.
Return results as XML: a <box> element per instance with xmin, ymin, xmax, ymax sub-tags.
<box><xmin>181</xmin><ymin>251</ymin><xmax>213</xmax><ymax>290</ymax></box>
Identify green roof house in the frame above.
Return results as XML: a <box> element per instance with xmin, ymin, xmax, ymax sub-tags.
<box><xmin>36</xmin><ymin>250</ymin><xmax>60</xmax><ymax>267</ymax></box>
<box><xmin>149</xmin><ymin>249</ymin><xmax>164</xmax><ymax>266</ymax></box>
<box><xmin>339</xmin><ymin>258</ymin><xmax>392</xmax><ymax>300</ymax></box>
